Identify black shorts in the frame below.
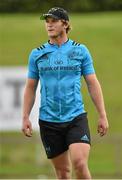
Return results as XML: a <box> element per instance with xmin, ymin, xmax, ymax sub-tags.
<box><xmin>38</xmin><ymin>112</ymin><xmax>91</xmax><ymax>159</ymax></box>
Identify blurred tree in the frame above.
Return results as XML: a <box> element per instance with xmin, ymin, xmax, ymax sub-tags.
<box><xmin>0</xmin><ymin>0</ymin><xmax>122</xmax><ymax>13</ymax></box>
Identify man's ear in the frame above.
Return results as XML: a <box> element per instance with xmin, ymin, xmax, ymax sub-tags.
<box><xmin>63</xmin><ymin>20</ymin><xmax>69</xmax><ymax>29</ymax></box>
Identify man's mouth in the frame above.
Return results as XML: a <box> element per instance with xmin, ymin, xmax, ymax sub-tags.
<box><xmin>48</xmin><ymin>29</ymin><xmax>55</xmax><ymax>32</ymax></box>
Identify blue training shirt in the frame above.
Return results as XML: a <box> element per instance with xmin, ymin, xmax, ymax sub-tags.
<box><xmin>28</xmin><ymin>39</ymin><xmax>95</xmax><ymax>123</ymax></box>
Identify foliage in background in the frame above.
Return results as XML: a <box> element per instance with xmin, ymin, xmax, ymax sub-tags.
<box><xmin>0</xmin><ymin>0</ymin><xmax>122</xmax><ymax>13</ymax></box>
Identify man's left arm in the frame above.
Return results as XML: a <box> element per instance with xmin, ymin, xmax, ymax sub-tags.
<box><xmin>84</xmin><ymin>74</ymin><xmax>109</xmax><ymax>136</ymax></box>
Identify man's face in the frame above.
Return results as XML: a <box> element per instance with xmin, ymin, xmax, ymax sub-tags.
<box><xmin>45</xmin><ymin>17</ymin><xmax>66</xmax><ymax>38</ymax></box>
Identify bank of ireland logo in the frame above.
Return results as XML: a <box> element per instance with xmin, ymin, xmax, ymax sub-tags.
<box><xmin>54</xmin><ymin>60</ymin><xmax>63</xmax><ymax>65</ymax></box>
<box><xmin>49</xmin><ymin>53</ymin><xmax>69</xmax><ymax>67</ymax></box>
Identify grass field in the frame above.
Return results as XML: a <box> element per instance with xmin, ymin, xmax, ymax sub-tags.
<box><xmin>1</xmin><ymin>132</ymin><xmax>122</xmax><ymax>179</ymax></box>
<box><xmin>0</xmin><ymin>12</ymin><xmax>122</xmax><ymax>178</ymax></box>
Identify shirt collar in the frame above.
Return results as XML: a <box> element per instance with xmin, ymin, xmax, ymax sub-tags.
<box><xmin>47</xmin><ymin>38</ymin><xmax>70</xmax><ymax>47</ymax></box>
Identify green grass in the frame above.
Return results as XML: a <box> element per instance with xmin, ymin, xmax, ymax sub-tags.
<box><xmin>0</xmin><ymin>12</ymin><xmax>122</xmax><ymax>178</ymax></box>
<box><xmin>0</xmin><ymin>131</ymin><xmax>54</xmax><ymax>179</ymax></box>
<box><xmin>1</xmin><ymin>132</ymin><xmax>122</xmax><ymax>179</ymax></box>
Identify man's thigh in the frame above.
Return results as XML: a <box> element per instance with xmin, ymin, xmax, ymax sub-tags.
<box><xmin>51</xmin><ymin>150</ymin><xmax>71</xmax><ymax>169</ymax></box>
<box><xmin>69</xmin><ymin>143</ymin><xmax>90</xmax><ymax>163</ymax></box>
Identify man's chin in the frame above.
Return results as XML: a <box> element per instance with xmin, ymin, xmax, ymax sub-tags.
<box><xmin>48</xmin><ymin>34</ymin><xmax>58</xmax><ymax>38</ymax></box>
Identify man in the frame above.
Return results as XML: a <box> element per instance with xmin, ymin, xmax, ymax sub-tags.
<box><xmin>22</xmin><ymin>7</ymin><xmax>109</xmax><ymax>179</ymax></box>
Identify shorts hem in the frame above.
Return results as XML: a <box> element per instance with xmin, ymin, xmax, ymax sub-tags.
<box><xmin>68</xmin><ymin>140</ymin><xmax>91</xmax><ymax>147</ymax></box>
<box><xmin>47</xmin><ymin>149</ymin><xmax>68</xmax><ymax>159</ymax></box>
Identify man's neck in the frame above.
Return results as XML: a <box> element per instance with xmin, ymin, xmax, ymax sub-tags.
<box><xmin>49</xmin><ymin>34</ymin><xmax>68</xmax><ymax>46</ymax></box>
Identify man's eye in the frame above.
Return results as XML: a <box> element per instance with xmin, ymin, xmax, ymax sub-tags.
<box><xmin>52</xmin><ymin>19</ymin><xmax>58</xmax><ymax>23</ymax></box>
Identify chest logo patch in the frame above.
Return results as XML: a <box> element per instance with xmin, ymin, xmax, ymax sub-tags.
<box><xmin>54</xmin><ymin>60</ymin><xmax>63</xmax><ymax>65</ymax></box>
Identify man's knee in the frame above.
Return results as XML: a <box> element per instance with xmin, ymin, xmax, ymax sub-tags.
<box><xmin>54</xmin><ymin>165</ymin><xmax>71</xmax><ymax>179</ymax></box>
<box><xmin>73</xmin><ymin>158</ymin><xmax>88</xmax><ymax>172</ymax></box>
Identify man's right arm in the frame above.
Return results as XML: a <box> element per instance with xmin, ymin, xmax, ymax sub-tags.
<box><xmin>22</xmin><ymin>78</ymin><xmax>38</xmax><ymax>137</ymax></box>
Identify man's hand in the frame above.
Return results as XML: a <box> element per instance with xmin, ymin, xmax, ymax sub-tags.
<box><xmin>22</xmin><ymin>118</ymin><xmax>32</xmax><ymax>137</ymax></box>
<box><xmin>97</xmin><ymin>116</ymin><xmax>109</xmax><ymax>136</ymax></box>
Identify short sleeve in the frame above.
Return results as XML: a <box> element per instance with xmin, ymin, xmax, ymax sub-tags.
<box><xmin>27</xmin><ymin>49</ymin><xmax>39</xmax><ymax>79</ymax></box>
<box><xmin>81</xmin><ymin>45</ymin><xmax>95</xmax><ymax>76</ymax></box>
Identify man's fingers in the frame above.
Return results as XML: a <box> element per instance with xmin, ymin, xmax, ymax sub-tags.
<box><xmin>22</xmin><ymin>127</ymin><xmax>26</xmax><ymax>135</ymax></box>
<box><xmin>97</xmin><ymin>125</ymin><xmax>102</xmax><ymax>133</ymax></box>
<box><xmin>98</xmin><ymin>125</ymin><xmax>108</xmax><ymax>136</ymax></box>
<box><xmin>22</xmin><ymin>120</ymin><xmax>33</xmax><ymax>137</ymax></box>
<box><xmin>22</xmin><ymin>127</ymin><xmax>32</xmax><ymax>137</ymax></box>
<box><xmin>25</xmin><ymin>129</ymin><xmax>32</xmax><ymax>137</ymax></box>
<box><xmin>103</xmin><ymin>127</ymin><xmax>108</xmax><ymax>135</ymax></box>
<box><xmin>29</xmin><ymin>124</ymin><xmax>33</xmax><ymax>133</ymax></box>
